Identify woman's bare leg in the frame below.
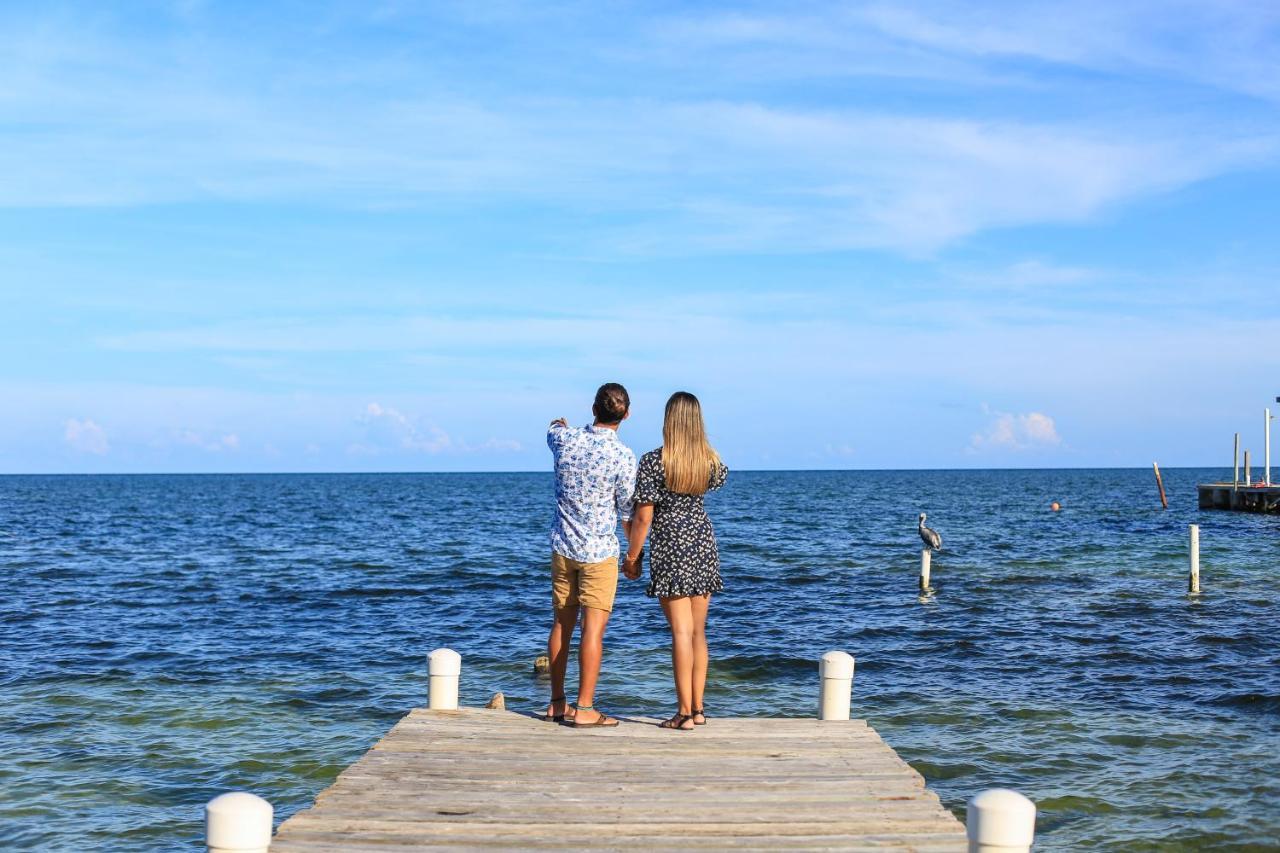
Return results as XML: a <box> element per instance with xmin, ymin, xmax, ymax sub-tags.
<box><xmin>660</xmin><ymin>596</ymin><xmax>696</xmax><ymax>729</ymax></box>
<box><xmin>690</xmin><ymin>594</ymin><xmax>710</xmax><ymax>723</ymax></box>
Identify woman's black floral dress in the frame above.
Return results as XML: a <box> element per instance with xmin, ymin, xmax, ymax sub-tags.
<box><xmin>634</xmin><ymin>449</ymin><xmax>729</xmax><ymax>598</ymax></box>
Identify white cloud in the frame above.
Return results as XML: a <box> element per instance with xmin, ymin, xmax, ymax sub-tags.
<box><xmin>357</xmin><ymin>403</ymin><xmax>523</xmax><ymax>455</ymax></box>
<box><xmin>64</xmin><ymin>418</ymin><xmax>109</xmax><ymax>454</ymax></box>
<box><xmin>361</xmin><ymin>402</ymin><xmax>452</xmax><ymax>453</ymax></box>
<box><xmin>970</xmin><ymin>410</ymin><xmax>1062</xmax><ymax>452</ymax></box>
<box><xmin>173</xmin><ymin>429</ymin><xmax>240</xmax><ymax>452</ymax></box>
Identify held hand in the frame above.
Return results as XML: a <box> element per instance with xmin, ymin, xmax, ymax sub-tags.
<box><xmin>550</xmin><ymin>417</ymin><xmax>568</xmax><ymax>428</ymax></box>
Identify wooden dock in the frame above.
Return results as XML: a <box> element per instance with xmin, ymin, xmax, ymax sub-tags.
<box><xmin>1198</xmin><ymin>482</ymin><xmax>1280</xmax><ymax>513</ymax></box>
<box><xmin>270</xmin><ymin>706</ymin><xmax>967</xmax><ymax>851</ymax></box>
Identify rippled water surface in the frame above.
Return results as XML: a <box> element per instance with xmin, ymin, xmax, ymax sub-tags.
<box><xmin>2</xmin><ymin>470</ymin><xmax>1278</xmax><ymax>850</ymax></box>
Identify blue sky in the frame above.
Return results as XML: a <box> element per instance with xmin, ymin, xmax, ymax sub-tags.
<box><xmin>2</xmin><ymin>1</ymin><xmax>1279</xmax><ymax>473</ymax></box>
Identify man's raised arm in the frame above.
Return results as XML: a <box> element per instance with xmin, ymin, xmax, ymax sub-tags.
<box><xmin>546</xmin><ymin>417</ymin><xmax>569</xmax><ymax>450</ymax></box>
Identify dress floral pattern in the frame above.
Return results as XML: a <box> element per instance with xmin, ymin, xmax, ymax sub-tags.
<box><xmin>634</xmin><ymin>449</ymin><xmax>728</xmax><ymax>598</ymax></box>
<box><xmin>548</xmin><ymin>423</ymin><xmax>637</xmax><ymax>563</ymax></box>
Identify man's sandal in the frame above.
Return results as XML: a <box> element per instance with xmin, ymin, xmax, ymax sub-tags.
<box><xmin>692</xmin><ymin>707</ymin><xmax>707</xmax><ymax>726</ymax></box>
<box><xmin>573</xmin><ymin>704</ymin><xmax>620</xmax><ymax>728</ymax></box>
<box><xmin>541</xmin><ymin>695</ymin><xmax>568</xmax><ymax>723</ymax></box>
<box><xmin>659</xmin><ymin>713</ymin><xmax>695</xmax><ymax>731</ymax></box>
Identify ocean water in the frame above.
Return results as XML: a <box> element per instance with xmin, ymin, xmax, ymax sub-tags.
<box><xmin>1</xmin><ymin>469</ymin><xmax>1278</xmax><ymax>851</ymax></box>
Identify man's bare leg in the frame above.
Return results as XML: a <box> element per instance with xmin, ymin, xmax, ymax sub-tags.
<box><xmin>574</xmin><ymin>606</ymin><xmax>611</xmax><ymax>724</ymax></box>
<box><xmin>546</xmin><ymin>605</ymin><xmax>578</xmax><ymax>719</ymax></box>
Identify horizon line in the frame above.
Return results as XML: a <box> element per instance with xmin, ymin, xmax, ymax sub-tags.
<box><xmin>0</xmin><ymin>464</ymin><xmax>1238</xmax><ymax>477</ymax></box>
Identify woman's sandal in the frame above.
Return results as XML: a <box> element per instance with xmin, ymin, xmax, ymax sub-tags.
<box><xmin>659</xmin><ymin>713</ymin><xmax>695</xmax><ymax>731</ymax></box>
<box><xmin>572</xmin><ymin>703</ymin><xmax>620</xmax><ymax>728</ymax></box>
<box><xmin>691</xmin><ymin>707</ymin><xmax>707</xmax><ymax>726</ymax></box>
<box><xmin>541</xmin><ymin>695</ymin><xmax>568</xmax><ymax>723</ymax></box>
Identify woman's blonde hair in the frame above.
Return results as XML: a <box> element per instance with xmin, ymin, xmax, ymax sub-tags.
<box><xmin>661</xmin><ymin>391</ymin><xmax>720</xmax><ymax>495</ymax></box>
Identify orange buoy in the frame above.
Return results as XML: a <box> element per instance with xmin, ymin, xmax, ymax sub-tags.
<box><xmin>1050</xmin><ymin>501</ymin><xmax>1061</xmax><ymax>512</ymax></box>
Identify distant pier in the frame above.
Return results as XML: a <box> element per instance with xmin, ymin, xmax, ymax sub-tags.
<box><xmin>269</xmin><ymin>707</ymin><xmax>968</xmax><ymax>850</ymax></box>
<box><xmin>1198</xmin><ymin>482</ymin><xmax>1280</xmax><ymax>514</ymax></box>
<box><xmin>1203</xmin><ymin>403</ymin><xmax>1278</xmax><ymax>513</ymax></box>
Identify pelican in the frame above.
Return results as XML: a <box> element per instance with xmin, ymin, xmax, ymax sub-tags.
<box><xmin>918</xmin><ymin>513</ymin><xmax>942</xmax><ymax>551</ymax></box>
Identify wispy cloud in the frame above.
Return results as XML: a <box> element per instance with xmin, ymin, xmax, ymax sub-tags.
<box><xmin>64</xmin><ymin>417</ymin><xmax>109</xmax><ymax>454</ymax></box>
<box><xmin>0</xmin><ymin>4</ymin><xmax>1275</xmax><ymax>254</ymax></box>
<box><xmin>664</xmin><ymin>3</ymin><xmax>1280</xmax><ymax>102</ymax></box>
<box><xmin>357</xmin><ymin>402</ymin><xmax>452</xmax><ymax>454</ymax></box>
<box><xmin>172</xmin><ymin>429</ymin><xmax>240</xmax><ymax>452</ymax></box>
<box><xmin>352</xmin><ymin>402</ymin><xmax>522</xmax><ymax>456</ymax></box>
<box><xmin>856</xmin><ymin>2</ymin><xmax>1280</xmax><ymax>102</ymax></box>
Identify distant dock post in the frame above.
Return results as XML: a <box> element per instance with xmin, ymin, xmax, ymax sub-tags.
<box><xmin>920</xmin><ymin>549</ymin><xmax>932</xmax><ymax>591</ymax></box>
<box><xmin>205</xmin><ymin>791</ymin><xmax>272</xmax><ymax>853</ymax></box>
<box><xmin>1189</xmin><ymin>524</ymin><xmax>1200</xmax><ymax>594</ymax></box>
<box><xmin>1153</xmin><ymin>462</ymin><xmax>1168</xmax><ymax>509</ymax></box>
<box><xmin>1266</xmin><ymin>407</ymin><xmax>1273</xmax><ymax>486</ymax></box>
<box><xmin>428</xmin><ymin>648</ymin><xmax>461</xmax><ymax>710</ymax></box>
<box><xmin>1234</xmin><ymin>432</ymin><xmax>1240</xmax><ymax>488</ymax></box>
<box><xmin>1245</xmin><ymin>450</ymin><xmax>1252</xmax><ymax>486</ymax></box>
<box><xmin>966</xmin><ymin>788</ymin><xmax>1036</xmax><ymax>853</ymax></box>
<box><xmin>818</xmin><ymin>650</ymin><xmax>855</xmax><ymax>720</ymax></box>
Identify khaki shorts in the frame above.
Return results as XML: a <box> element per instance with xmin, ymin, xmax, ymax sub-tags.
<box><xmin>551</xmin><ymin>552</ymin><xmax>619</xmax><ymax>613</ymax></box>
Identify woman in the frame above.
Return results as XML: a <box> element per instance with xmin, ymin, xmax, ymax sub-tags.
<box><xmin>623</xmin><ymin>391</ymin><xmax>728</xmax><ymax>731</ymax></box>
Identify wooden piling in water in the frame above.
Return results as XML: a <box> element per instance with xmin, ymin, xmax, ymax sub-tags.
<box><xmin>1153</xmin><ymin>462</ymin><xmax>1168</xmax><ymax>509</ymax></box>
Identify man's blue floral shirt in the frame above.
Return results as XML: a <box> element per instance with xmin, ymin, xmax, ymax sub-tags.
<box><xmin>548</xmin><ymin>423</ymin><xmax>637</xmax><ymax>563</ymax></box>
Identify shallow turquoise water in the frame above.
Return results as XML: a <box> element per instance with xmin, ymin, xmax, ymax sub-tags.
<box><xmin>1</xmin><ymin>469</ymin><xmax>1277</xmax><ymax>850</ymax></box>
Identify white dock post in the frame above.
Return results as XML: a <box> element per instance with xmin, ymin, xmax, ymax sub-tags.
<box><xmin>1189</xmin><ymin>524</ymin><xmax>1200</xmax><ymax>594</ymax></box>
<box><xmin>1266</xmin><ymin>408</ymin><xmax>1272</xmax><ymax>486</ymax></box>
<box><xmin>428</xmin><ymin>648</ymin><xmax>461</xmax><ymax>710</ymax></box>
<box><xmin>966</xmin><ymin>788</ymin><xmax>1036</xmax><ymax>853</ymax></box>
<box><xmin>818</xmin><ymin>651</ymin><xmax>855</xmax><ymax>720</ymax></box>
<box><xmin>1234</xmin><ymin>432</ymin><xmax>1240</xmax><ymax>487</ymax></box>
<box><xmin>919</xmin><ymin>549</ymin><xmax>932</xmax><ymax>591</ymax></box>
<box><xmin>205</xmin><ymin>792</ymin><xmax>272</xmax><ymax>853</ymax></box>
<box><xmin>1245</xmin><ymin>450</ymin><xmax>1252</xmax><ymax>486</ymax></box>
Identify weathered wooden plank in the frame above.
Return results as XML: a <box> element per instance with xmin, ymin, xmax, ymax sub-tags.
<box><xmin>277</xmin><ymin>818</ymin><xmax>966</xmax><ymax>837</ymax></box>
<box><xmin>345</xmin><ymin>756</ymin><xmax>917</xmax><ymax>774</ymax></box>
<box><xmin>314</xmin><ymin>782</ymin><xmax>933</xmax><ymax>802</ymax></box>
<box><xmin>286</xmin><ymin>800</ymin><xmax>956</xmax><ymax>822</ymax></box>
<box><xmin>273</xmin><ymin>833</ymin><xmax>970</xmax><ymax>853</ymax></box>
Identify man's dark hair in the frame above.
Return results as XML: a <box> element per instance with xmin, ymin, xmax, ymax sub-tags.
<box><xmin>593</xmin><ymin>382</ymin><xmax>630</xmax><ymax>425</ymax></box>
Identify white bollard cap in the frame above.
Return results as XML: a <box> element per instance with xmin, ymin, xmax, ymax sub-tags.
<box><xmin>967</xmin><ymin>788</ymin><xmax>1036</xmax><ymax>848</ymax></box>
<box><xmin>205</xmin><ymin>791</ymin><xmax>272</xmax><ymax>850</ymax></box>
<box><xmin>428</xmin><ymin>647</ymin><xmax>462</xmax><ymax>677</ymax></box>
<box><xmin>819</xmin><ymin>650</ymin><xmax>855</xmax><ymax>680</ymax></box>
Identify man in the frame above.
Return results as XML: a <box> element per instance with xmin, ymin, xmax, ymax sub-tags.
<box><xmin>544</xmin><ymin>382</ymin><xmax>637</xmax><ymax>728</ymax></box>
